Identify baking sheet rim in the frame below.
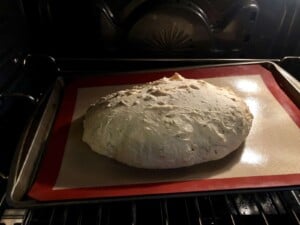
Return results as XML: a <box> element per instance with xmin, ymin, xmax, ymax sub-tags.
<box><xmin>28</xmin><ymin>64</ymin><xmax>300</xmax><ymax>201</ymax></box>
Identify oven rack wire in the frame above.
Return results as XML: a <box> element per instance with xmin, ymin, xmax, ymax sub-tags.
<box><xmin>1</xmin><ymin>190</ymin><xmax>300</xmax><ymax>225</ymax></box>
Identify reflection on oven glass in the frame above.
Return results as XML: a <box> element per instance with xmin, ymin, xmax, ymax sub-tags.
<box><xmin>244</xmin><ymin>97</ymin><xmax>260</xmax><ymax>116</ymax></box>
<box><xmin>241</xmin><ymin>148</ymin><xmax>265</xmax><ymax>165</ymax></box>
<box><xmin>236</xmin><ymin>79</ymin><xmax>259</xmax><ymax>93</ymax></box>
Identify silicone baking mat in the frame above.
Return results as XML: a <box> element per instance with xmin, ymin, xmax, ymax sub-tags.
<box><xmin>29</xmin><ymin>64</ymin><xmax>300</xmax><ymax>201</ymax></box>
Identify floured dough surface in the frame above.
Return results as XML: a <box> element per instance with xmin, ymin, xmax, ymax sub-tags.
<box><xmin>82</xmin><ymin>73</ymin><xmax>253</xmax><ymax>169</ymax></box>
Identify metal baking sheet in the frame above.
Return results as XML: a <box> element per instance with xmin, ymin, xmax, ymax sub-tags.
<box><xmin>26</xmin><ymin>63</ymin><xmax>300</xmax><ymax>202</ymax></box>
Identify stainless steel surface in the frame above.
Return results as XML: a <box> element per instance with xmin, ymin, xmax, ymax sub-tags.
<box><xmin>0</xmin><ymin>93</ymin><xmax>38</xmax><ymax>104</ymax></box>
<box><xmin>6</xmin><ymin>78</ymin><xmax>64</xmax><ymax>206</ymax></box>
<box><xmin>0</xmin><ymin>173</ymin><xmax>8</xmax><ymax>180</ymax></box>
<box><xmin>273</xmin><ymin>63</ymin><xmax>300</xmax><ymax>91</ymax></box>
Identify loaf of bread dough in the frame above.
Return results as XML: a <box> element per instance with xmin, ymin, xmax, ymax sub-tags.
<box><xmin>82</xmin><ymin>73</ymin><xmax>253</xmax><ymax>169</ymax></box>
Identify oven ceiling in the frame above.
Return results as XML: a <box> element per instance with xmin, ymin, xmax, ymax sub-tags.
<box><xmin>1</xmin><ymin>0</ymin><xmax>300</xmax><ymax>59</ymax></box>
<box><xmin>16</xmin><ymin>0</ymin><xmax>300</xmax><ymax>58</ymax></box>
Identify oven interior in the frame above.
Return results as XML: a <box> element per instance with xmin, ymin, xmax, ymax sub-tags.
<box><xmin>1</xmin><ymin>0</ymin><xmax>300</xmax><ymax>224</ymax></box>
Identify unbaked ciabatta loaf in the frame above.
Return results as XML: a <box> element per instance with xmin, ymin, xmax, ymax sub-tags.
<box><xmin>82</xmin><ymin>73</ymin><xmax>253</xmax><ymax>169</ymax></box>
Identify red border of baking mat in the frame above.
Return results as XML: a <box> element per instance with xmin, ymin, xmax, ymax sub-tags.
<box><xmin>28</xmin><ymin>64</ymin><xmax>300</xmax><ymax>201</ymax></box>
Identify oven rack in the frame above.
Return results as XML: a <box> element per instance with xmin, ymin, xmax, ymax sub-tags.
<box><xmin>1</xmin><ymin>190</ymin><xmax>300</xmax><ymax>225</ymax></box>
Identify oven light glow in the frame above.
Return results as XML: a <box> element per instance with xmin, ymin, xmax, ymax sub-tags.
<box><xmin>244</xmin><ymin>97</ymin><xmax>260</xmax><ymax>116</ymax></box>
<box><xmin>236</xmin><ymin>79</ymin><xmax>259</xmax><ymax>93</ymax></box>
<box><xmin>241</xmin><ymin>149</ymin><xmax>264</xmax><ymax>165</ymax></box>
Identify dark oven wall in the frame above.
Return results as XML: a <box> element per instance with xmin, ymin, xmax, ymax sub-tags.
<box><xmin>21</xmin><ymin>0</ymin><xmax>300</xmax><ymax>58</ymax></box>
<box><xmin>0</xmin><ymin>0</ymin><xmax>58</xmax><ymax>201</ymax></box>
